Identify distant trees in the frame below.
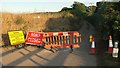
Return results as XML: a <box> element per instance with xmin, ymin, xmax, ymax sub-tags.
<box><xmin>60</xmin><ymin>2</ymin><xmax>91</xmax><ymax>31</ymax></box>
<box><xmin>114</xmin><ymin>1</ymin><xmax>120</xmax><ymax>11</ymax></box>
<box><xmin>71</xmin><ymin>1</ymin><xmax>88</xmax><ymax>18</ymax></box>
<box><xmin>98</xmin><ymin>2</ymin><xmax>119</xmax><ymax>40</ymax></box>
<box><xmin>60</xmin><ymin>7</ymin><xmax>72</xmax><ymax>12</ymax></box>
<box><xmin>87</xmin><ymin>6</ymin><xmax>96</xmax><ymax>16</ymax></box>
<box><xmin>60</xmin><ymin>1</ymin><xmax>120</xmax><ymax>40</ymax></box>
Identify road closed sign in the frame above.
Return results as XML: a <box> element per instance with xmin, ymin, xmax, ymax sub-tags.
<box><xmin>25</xmin><ymin>31</ymin><xmax>43</xmax><ymax>45</ymax></box>
<box><xmin>8</xmin><ymin>31</ymin><xmax>25</xmax><ymax>45</ymax></box>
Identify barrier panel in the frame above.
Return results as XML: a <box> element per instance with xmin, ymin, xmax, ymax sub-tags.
<box><xmin>8</xmin><ymin>31</ymin><xmax>80</xmax><ymax>49</ymax></box>
<box><xmin>42</xmin><ymin>31</ymin><xmax>80</xmax><ymax>49</ymax></box>
<box><xmin>25</xmin><ymin>31</ymin><xmax>43</xmax><ymax>45</ymax></box>
<box><xmin>8</xmin><ymin>30</ymin><xmax>25</xmax><ymax>45</ymax></box>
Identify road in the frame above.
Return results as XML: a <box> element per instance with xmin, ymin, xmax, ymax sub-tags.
<box><xmin>0</xmin><ymin>21</ymin><xmax>97</xmax><ymax>66</ymax></box>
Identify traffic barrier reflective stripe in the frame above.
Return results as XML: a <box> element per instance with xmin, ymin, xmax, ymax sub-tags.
<box><xmin>66</xmin><ymin>36</ymin><xmax>69</xmax><ymax>44</ymax></box>
<box><xmin>53</xmin><ymin>33</ymin><xmax>58</xmax><ymax>36</ymax></box>
<box><xmin>57</xmin><ymin>36</ymin><xmax>60</xmax><ymax>44</ymax></box>
<box><xmin>63</xmin><ymin>32</ymin><xmax>68</xmax><ymax>36</ymax></box>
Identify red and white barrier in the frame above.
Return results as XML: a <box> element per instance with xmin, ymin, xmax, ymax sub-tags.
<box><xmin>43</xmin><ymin>31</ymin><xmax>80</xmax><ymax>49</ymax></box>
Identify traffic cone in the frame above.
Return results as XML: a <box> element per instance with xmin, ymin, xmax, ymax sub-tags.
<box><xmin>90</xmin><ymin>38</ymin><xmax>96</xmax><ymax>54</ymax></box>
<box><xmin>108</xmin><ymin>35</ymin><xmax>113</xmax><ymax>54</ymax></box>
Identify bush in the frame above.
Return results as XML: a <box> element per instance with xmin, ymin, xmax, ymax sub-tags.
<box><xmin>14</xmin><ymin>16</ymin><xmax>25</xmax><ymax>24</ymax></box>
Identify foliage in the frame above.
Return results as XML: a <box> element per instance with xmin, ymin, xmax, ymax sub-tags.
<box><xmin>60</xmin><ymin>7</ymin><xmax>72</xmax><ymax>12</ymax></box>
<box><xmin>59</xmin><ymin>1</ymin><xmax>97</xmax><ymax>31</ymax></box>
<box><xmin>14</xmin><ymin>16</ymin><xmax>25</xmax><ymax>24</ymax></box>
<box><xmin>86</xmin><ymin>6</ymin><xmax>96</xmax><ymax>16</ymax></box>
<box><xmin>98</xmin><ymin>2</ymin><xmax>120</xmax><ymax>40</ymax></box>
<box><xmin>71</xmin><ymin>1</ymin><xmax>88</xmax><ymax>18</ymax></box>
<box><xmin>113</xmin><ymin>1</ymin><xmax>120</xmax><ymax>11</ymax></box>
<box><xmin>85</xmin><ymin>2</ymin><xmax>120</xmax><ymax>40</ymax></box>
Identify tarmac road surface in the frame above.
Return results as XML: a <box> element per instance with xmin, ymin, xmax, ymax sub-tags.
<box><xmin>0</xmin><ymin>21</ymin><xmax>97</xmax><ymax>66</ymax></box>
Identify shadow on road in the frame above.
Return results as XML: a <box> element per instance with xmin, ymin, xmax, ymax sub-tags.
<box><xmin>45</xmin><ymin>50</ymin><xmax>70</xmax><ymax>66</ymax></box>
<box><xmin>6</xmin><ymin>48</ymin><xmax>44</xmax><ymax>66</ymax></box>
<box><xmin>1</xmin><ymin>47</ymin><xmax>22</xmax><ymax>58</ymax></box>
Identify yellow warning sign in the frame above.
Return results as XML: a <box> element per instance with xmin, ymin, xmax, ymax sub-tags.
<box><xmin>8</xmin><ymin>31</ymin><xmax>25</xmax><ymax>45</ymax></box>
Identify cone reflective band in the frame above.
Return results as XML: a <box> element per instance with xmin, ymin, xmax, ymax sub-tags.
<box><xmin>91</xmin><ymin>41</ymin><xmax>95</xmax><ymax>48</ymax></box>
<box><xmin>8</xmin><ymin>31</ymin><xmax>25</xmax><ymax>45</ymax></box>
<box><xmin>109</xmin><ymin>40</ymin><xmax>113</xmax><ymax>47</ymax></box>
<box><xmin>108</xmin><ymin>35</ymin><xmax>113</xmax><ymax>54</ymax></box>
<box><xmin>25</xmin><ymin>32</ymin><xmax>43</xmax><ymax>45</ymax></box>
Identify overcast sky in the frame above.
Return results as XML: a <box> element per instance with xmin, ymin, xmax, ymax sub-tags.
<box><xmin>0</xmin><ymin>0</ymin><xmax>119</xmax><ymax>13</ymax></box>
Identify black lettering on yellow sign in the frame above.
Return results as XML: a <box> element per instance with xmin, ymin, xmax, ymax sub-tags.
<box><xmin>8</xmin><ymin>31</ymin><xmax>25</xmax><ymax>45</ymax></box>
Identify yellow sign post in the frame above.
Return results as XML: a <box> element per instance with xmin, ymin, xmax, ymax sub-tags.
<box><xmin>8</xmin><ymin>31</ymin><xmax>25</xmax><ymax>45</ymax></box>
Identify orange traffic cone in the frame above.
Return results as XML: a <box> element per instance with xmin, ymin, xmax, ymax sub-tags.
<box><xmin>90</xmin><ymin>38</ymin><xmax>96</xmax><ymax>54</ymax></box>
<box><xmin>108</xmin><ymin>35</ymin><xmax>113</xmax><ymax>54</ymax></box>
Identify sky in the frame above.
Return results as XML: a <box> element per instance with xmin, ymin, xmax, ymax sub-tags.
<box><xmin>0</xmin><ymin>0</ymin><xmax>119</xmax><ymax>13</ymax></box>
